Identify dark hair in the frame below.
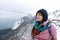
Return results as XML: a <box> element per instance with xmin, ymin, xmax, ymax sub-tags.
<box><xmin>36</xmin><ymin>9</ymin><xmax>48</xmax><ymax>22</ymax></box>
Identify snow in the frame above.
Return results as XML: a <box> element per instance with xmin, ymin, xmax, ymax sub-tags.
<box><xmin>12</xmin><ymin>19</ymin><xmax>21</xmax><ymax>30</ymax></box>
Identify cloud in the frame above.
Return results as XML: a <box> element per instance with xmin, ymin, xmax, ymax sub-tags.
<box><xmin>0</xmin><ymin>10</ymin><xmax>27</xmax><ymax>18</ymax></box>
<box><xmin>0</xmin><ymin>0</ymin><xmax>60</xmax><ymax>15</ymax></box>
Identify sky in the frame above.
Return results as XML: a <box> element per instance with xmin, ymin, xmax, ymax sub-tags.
<box><xmin>0</xmin><ymin>0</ymin><xmax>60</xmax><ymax>18</ymax></box>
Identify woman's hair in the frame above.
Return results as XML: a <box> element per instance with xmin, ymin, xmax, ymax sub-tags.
<box><xmin>36</xmin><ymin>9</ymin><xmax>48</xmax><ymax>22</ymax></box>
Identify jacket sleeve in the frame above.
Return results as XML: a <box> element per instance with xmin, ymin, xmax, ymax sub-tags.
<box><xmin>51</xmin><ymin>25</ymin><xmax>57</xmax><ymax>40</ymax></box>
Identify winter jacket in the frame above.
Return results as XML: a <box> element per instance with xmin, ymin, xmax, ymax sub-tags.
<box><xmin>31</xmin><ymin>20</ymin><xmax>57</xmax><ymax>40</ymax></box>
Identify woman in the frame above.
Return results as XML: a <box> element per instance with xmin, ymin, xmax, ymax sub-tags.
<box><xmin>31</xmin><ymin>9</ymin><xmax>57</xmax><ymax>40</ymax></box>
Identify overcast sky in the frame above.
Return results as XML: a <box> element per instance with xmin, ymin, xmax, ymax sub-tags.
<box><xmin>0</xmin><ymin>0</ymin><xmax>60</xmax><ymax>18</ymax></box>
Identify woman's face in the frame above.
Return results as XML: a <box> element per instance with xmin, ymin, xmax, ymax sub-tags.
<box><xmin>36</xmin><ymin>13</ymin><xmax>43</xmax><ymax>22</ymax></box>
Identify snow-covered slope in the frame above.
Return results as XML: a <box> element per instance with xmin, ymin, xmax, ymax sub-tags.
<box><xmin>12</xmin><ymin>20</ymin><xmax>21</xmax><ymax>30</ymax></box>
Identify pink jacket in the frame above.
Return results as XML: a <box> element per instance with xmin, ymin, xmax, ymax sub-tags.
<box><xmin>31</xmin><ymin>20</ymin><xmax>57</xmax><ymax>40</ymax></box>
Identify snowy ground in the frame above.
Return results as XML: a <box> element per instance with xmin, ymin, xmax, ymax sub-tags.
<box><xmin>20</xmin><ymin>24</ymin><xmax>33</xmax><ymax>40</ymax></box>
